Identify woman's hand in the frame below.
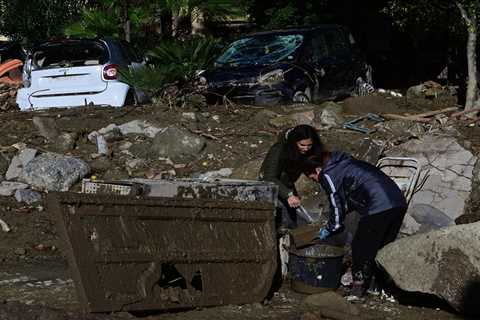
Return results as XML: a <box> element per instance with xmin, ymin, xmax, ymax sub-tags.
<box><xmin>287</xmin><ymin>195</ymin><xmax>301</xmax><ymax>208</ymax></box>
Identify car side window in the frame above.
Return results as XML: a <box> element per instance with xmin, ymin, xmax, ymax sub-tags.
<box><xmin>323</xmin><ymin>30</ymin><xmax>350</xmax><ymax>56</ymax></box>
<box><xmin>310</xmin><ymin>34</ymin><xmax>329</xmax><ymax>63</ymax></box>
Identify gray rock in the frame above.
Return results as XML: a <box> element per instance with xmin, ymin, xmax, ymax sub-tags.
<box><xmin>20</xmin><ymin>153</ymin><xmax>90</xmax><ymax>191</ymax></box>
<box><xmin>197</xmin><ymin>168</ymin><xmax>233</xmax><ymax>180</ymax></box>
<box><xmin>386</xmin><ymin>135</ymin><xmax>477</xmax><ymax>234</ymax></box>
<box><xmin>406</xmin><ymin>84</ymin><xmax>424</xmax><ymax>99</ymax></box>
<box><xmin>289</xmin><ymin>110</ymin><xmax>315</xmax><ymax>125</ymax></box>
<box><xmin>89</xmin><ymin>157</ymin><xmax>112</xmax><ymax>173</ymax></box>
<box><xmin>0</xmin><ymin>181</ymin><xmax>29</xmax><ymax>196</ymax></box>
<box><xmin>410</xmin><ymin>203</ymin><xmax>454</xmax><ymax>232</ymax></box>
<box><xmin>129</xmin><ymin>141</ymin><xmax>153</xmax><ymax>159</ymax></box>
<box><xmin>118</xmin><ymin>120</ymin><xmax>163</xmax><ymax>138</ymax></box>
<box><xmin>14</xmin><ymin>189</ymin><xmax>42</xmax><ymax>204</ymax></box>
<box><xmin>0</xmin><ymin>152</ymin><xmax>11</xmax><ymax>180</ymax></box>
<box><xmin>303</xmin><ymin>291</ymin><xmax>359</xmax><ymax>315</ymax></box>
<box><xmin>182</xmin><ymin>112</ymin><xmax>197</xmax><ymax>121</ymax></box>
<box><xmin>5</xmin><ymin>148</ymin><xmax>37</xmax><ymax>180</ymax></box>
<box><xmin>231</xmin><ymin>159</ymin><xmax>262</xmax><ymax>180</ymax></box>
<box><xmin>269</xmin><ymin>115</ymin><xmax>298</xmax><ymax>128</ymax></box>
<box><xmin>377</xmin><ymin>222</ymin><xmax>480</xmax><ymax>312</ymax></box>
<box><xmin>352</xmin><ymin>138</ymin><xmax>384</xmax><ymax>164</ymax></box>
<box><xmin>252</xmin><ymin>109</ymin><xmax>279</xmax><ymax>125</ymax></box>
<box><xmin>55</xmin><ymin>132</ymin><xmax>78</xmax><ymax>151</ymax></box>
<box><xmin>313</xmin><ymin>101</ymin><xmax>345</xmax><ymax>130</ymax></box>
<box><xmin>14</xmin><ymin>248</ymin><xmax>26</xmax><ymax>255</ymax></box>
<box><xmin>269</xmin><ymin>110</ymin><xmax>315</xmax><ymax>128</ymax></box>
<box><xmin>118</xmin><ymin>141</ymin><xmax>133</xmax><ymax>151</ymax></box>
<box><xmin>151</xmin><ymin>127</ymin><xmax>206</xmax><ymax>163</ymax></box>
<box><xmin>97</xmin><ymin>123</ymin><xmax>118</xmax><ymax>137</ymax></box>
<box><xmin>379</xmin><ymin>120</ymin><xmax>425</xmax><ymax>138</ymax></box>
<box><xmin>32</xmin><ymin>116</ymin><xmax>60</xmax><ymax>141</ymax></box>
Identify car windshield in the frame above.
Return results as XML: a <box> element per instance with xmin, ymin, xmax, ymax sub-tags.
<box><xmin>216</xmin><ymin>34</ymin><xmax>303</xmax><ymax>66</ymax></box>
<box><xmin>32</xmin><ymin>41</ymin><xmax>109</xmax><ymax>69</ymax></box>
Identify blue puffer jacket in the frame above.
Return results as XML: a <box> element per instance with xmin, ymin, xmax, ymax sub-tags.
<box><xmin>319</xmin><ymin>151</ymin><xmax>407</xmax><ymax>233</ymax></box>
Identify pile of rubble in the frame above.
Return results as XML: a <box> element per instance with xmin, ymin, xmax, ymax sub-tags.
<box><xmin>0</xmin><ymin>83</ymin><xmax>19</xmax><ymax>113</ymax></box>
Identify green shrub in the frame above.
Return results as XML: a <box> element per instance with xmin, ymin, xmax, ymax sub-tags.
<box><xmin>147</xmin><ymin>36</ymin><xmax>222</xmax><ymax>83</ymax></box>
<box><xmin>120</xmin><ymin>36</ymin><xmax>223</xmax><ymax>98</ymax></box>
<box><xmin>119</xmin><ymin>64</ymin><xmax>182</xmax><ymax>96</ymax></box>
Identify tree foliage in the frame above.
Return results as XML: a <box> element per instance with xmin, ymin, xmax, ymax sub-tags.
<box><xmin>383</xmin><ymin>0</ymin><xmax>480</xmax><ymax>108</ymax></box>
<box><xmin>0</xmin><ymin>0</ymin><xmax>84</xmax><ymax>42</ymax></box>
<box><xmin>64</xmin><ymin>0</ymin><xmax>154</xmax><ymax>41</ymax></box>
<box><xmin>241</xmin><ymin>0</ymin><xmax>330</xmax><ymax>29</ymax></box>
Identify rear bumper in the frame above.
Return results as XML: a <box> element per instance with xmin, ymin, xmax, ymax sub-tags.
<box><xmin>16</xmin><ymin>82</ymin><xmax>130</xmax><ymax>110</ymax></box>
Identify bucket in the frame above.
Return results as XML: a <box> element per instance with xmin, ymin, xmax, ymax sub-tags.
<box><xmin>289</xmin><ymin>244</ymin><xmax>345</xmax><ymax>294</ymax></box>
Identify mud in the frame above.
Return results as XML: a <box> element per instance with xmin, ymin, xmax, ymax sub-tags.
<box><xmin>0</xmin><ymin>95</ymin><xmax>475</xmax><ymax>319</ymax></box>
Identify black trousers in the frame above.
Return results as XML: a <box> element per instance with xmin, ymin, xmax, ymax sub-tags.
<box><xmin>351</xmin><ymin>207</ymin><xmax>407</xmax><ymax>285</ymax></box>
<box><xmin>276</xmin><ymin>197</ymin><xmax>309</xmax><ymax>230</ymax></box>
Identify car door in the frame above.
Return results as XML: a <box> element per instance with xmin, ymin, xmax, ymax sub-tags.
<box><xmin>322</xmin><ymin>28</ymin><xmax>359</xmax><ymax>96</ymax></box>
<box><xmin>307</xmin><ymin>32</ymin><xmax>337</xmax><ymax>101</ymax></box>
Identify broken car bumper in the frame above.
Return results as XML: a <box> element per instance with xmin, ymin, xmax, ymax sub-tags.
<box><xmin>16</xmin><ymin>82</ymin><xmax>130</xmax><ymax>110</ymax></box>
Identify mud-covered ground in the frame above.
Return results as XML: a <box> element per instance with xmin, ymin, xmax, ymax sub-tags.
<box><xmin>0</xmin><ymin>92</ymin><xmax>476</xmax><ymax>319</ymax></box>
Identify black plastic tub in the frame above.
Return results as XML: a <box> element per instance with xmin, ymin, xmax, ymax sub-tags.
<box><xmin>289</xmin><ymin>244</ymin><xmax>345</xmax><ymax>294</ymax></box>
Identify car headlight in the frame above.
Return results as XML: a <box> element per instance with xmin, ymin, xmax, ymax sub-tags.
<box><xmin>258</xmin><ymin>69</ymin><xmax>284</xmax><ymax>85</ymax></box>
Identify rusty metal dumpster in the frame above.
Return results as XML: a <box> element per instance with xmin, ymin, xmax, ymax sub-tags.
<box><xmin>49</xmin><ymin>180</ymin><xmax>277</xmax><ymax>313</ymax></box>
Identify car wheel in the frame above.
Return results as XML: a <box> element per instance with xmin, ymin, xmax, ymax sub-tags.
<box><xmin>292</xmin><ymin>87</ymin><xmax>311</xmax><ymax>103</ymax></box>
<box><xmin>125</xmin><ymin>90</ymin><xmax>138</xmax><ymax>106</ymax></box>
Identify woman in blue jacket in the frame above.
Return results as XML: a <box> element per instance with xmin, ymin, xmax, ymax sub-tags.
<box><xmin>302</xmin><ymin>151</ymin><xmax>407</xmax><ymax>299</ymax></box>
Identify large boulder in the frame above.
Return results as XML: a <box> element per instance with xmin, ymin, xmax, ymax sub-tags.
<box><xmin>386</xmin><ymin>135</ymin><xmax>476</xmax><ymax>234</ymax></box>
<box><xmin>20</xmin><ymin>153</ymin><xmax>90</xmax><ymax>191</ymax></box>
<box><xmin>377</xmin><ymin>222</ymin><xmax>480</xmax><ymax>313</ymax></box>
<box><xmin>151</xmin><ymin>127</ymin><xmax>206</xmax><ymax>163</ymax></box>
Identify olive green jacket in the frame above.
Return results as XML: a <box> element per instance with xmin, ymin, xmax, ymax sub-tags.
<box><xmin>259</xmin><ymin>141</ymin><xmax>303</xmax><ymax>200</ymax></box>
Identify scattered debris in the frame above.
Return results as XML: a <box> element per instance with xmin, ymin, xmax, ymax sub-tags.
<box><xmin>343</xmin><ymin>113</ymin><xmax>384</xmax><ymax>134</ymax></box>
<box><xmin>382</xmin><ymin>106</ymin><xmax>459</xmax><ymax>123</ymax></box>
<box><xmin>0</xmin><ymin>217</ymin><xmax>11</xmax><ymax>232</ymax></box>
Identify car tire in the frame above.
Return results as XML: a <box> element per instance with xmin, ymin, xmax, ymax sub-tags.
<box><xmin>125</xmin><ymin>90</ymin><xmax>138</xmax><ymax>106</ymax></box>
<box><xmin>292</xmin><ymin>87</ymin><xmax>311</xmax><ymax>103</ymax></box>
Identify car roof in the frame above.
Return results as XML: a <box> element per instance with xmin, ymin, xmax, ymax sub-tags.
<box><xmin>31</xmin><ymin>38</ymin><xmax>112</xmax><ymax>50</ymax></box>
<box><xmin>246</xmin><ymin>24</ymin><xmax>346</xmax><ymax>37</ymax></box>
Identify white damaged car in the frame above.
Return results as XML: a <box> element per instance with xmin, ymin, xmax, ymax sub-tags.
<box><xmin>17</xmin><ymin>38</ymin><xmax>149</xmax><ymax>110</ymax></box>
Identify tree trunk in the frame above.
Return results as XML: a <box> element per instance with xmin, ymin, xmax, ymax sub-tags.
<box><xmin>122</xmin><ymin>0</ymin><xmax>131</xmax><ymax>42</ymax></box>
<box><xmin>456</xmin><ymin>2</ymin><xmax>478</xmax><ymax>110</ymax></box>
<box><xmin>466</xmin><ymin>23</ymin><xmax>477</xmax><ymax>109</ymax></box>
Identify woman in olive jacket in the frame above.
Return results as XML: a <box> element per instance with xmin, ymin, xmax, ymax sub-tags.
<box><xmin>259</xmin><ymin>124</ymin><xmax>323</xmax><ymax>230</ymax></box>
